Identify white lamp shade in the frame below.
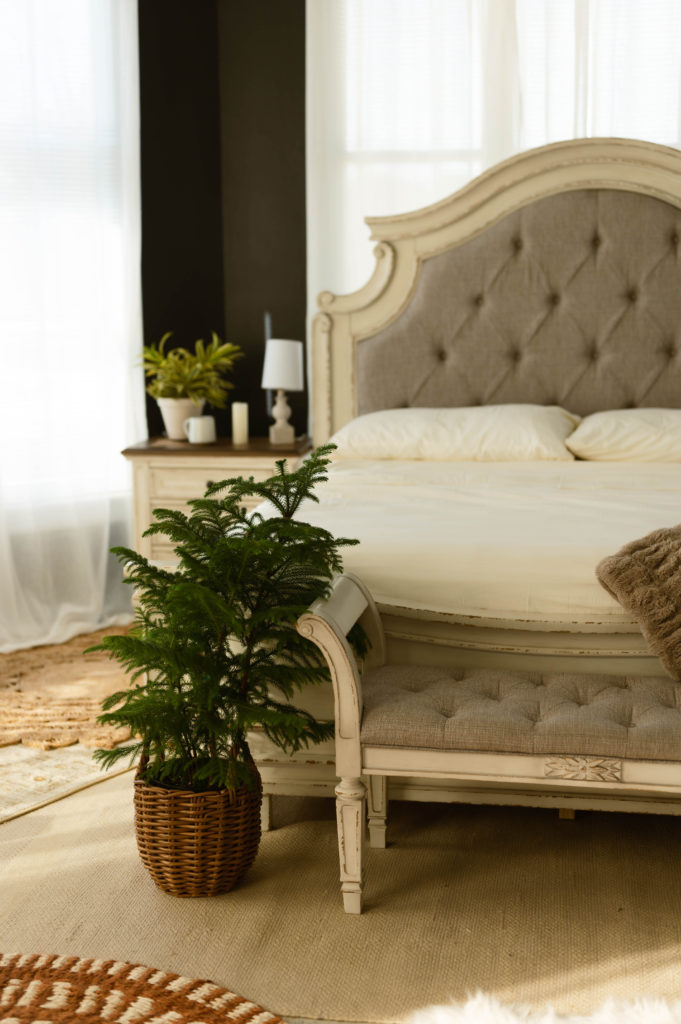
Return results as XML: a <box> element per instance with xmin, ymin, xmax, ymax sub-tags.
<box><xmin>261</xmin><ymin>338</ymin><xmax>304</xmax><ymax>391</ymax></box>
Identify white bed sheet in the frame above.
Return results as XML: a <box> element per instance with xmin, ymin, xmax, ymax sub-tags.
<box><xmin>295</xmin><ymin>460</ymin><xmax>681</xmax><ymax>628</ymax></box>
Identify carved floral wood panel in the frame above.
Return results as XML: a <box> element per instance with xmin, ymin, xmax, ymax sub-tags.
<box><xmin>543</xmin><ymin>756</ymin><xmax>623</xmax><ymax>782</ymax></box>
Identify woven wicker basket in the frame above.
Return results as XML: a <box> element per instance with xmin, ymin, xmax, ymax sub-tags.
<box><xmin>133</xmin><ymin>770</ymin><xmax>262</xmax><ymax>897</ymax></box>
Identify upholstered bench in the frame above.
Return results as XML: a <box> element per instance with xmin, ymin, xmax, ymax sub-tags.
<box><xmin>361</xmin><ymin>664</ymin><xmax>681</xmax><ymax>762</ymax></box>
<box><xmin>297</xmin><ymin>573</ymin><xmax>681</xmax><ymax>914</ymax></box>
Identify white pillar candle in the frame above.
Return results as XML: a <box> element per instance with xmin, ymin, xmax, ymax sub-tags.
<box><xmin>231</xmin><ymin>402</ymin><xmax>249</xmax><ymax>446</ymax></box>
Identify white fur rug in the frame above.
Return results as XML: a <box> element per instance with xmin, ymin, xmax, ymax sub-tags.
<box><xmin>409</xmin><ymin>993</ymin><xmax>681</xmax><ymax>1024</ymax></box>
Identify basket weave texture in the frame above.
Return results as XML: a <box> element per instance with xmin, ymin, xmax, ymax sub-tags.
<box><xmin>133</xmin><ymin>771</ymin><xmax>262</xmax><ymax>897</ymax></box>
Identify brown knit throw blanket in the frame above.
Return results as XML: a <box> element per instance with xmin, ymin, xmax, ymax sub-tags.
<box><xmin>596</xmin><ymin>524</ymin><xmax>681</xmax><ymax>680</ymax></box>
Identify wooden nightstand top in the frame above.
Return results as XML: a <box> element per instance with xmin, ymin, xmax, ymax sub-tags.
<box><xmin>122</xmin><ymin>436</ymin><xmax>312</xmax><ymax>458</ymax></box>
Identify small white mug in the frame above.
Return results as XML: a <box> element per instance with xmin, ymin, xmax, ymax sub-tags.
<box><xmin>184</xmin><ymin>415</ymin><xmax>217</xmax><ymax>444</ymax></box>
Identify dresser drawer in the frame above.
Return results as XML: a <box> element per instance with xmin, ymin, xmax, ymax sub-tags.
<box><xmin>148</xmin><ymin>538</ymin><xmax>178</xmax><ymax>563</ymax></box>
<box><xmin>124</xmin><ymin>437</ymin><xmax>311</xmax><ymax>566</ymax></box>
<box><xmin>148</xmin><ymin>493</ymin><xmax>265</xmax><ymax>519</ymax></box>
<box><xmin>149</xmin><ymin>464</ymin><xmax>273</xmax><ymax>500</ymax></box>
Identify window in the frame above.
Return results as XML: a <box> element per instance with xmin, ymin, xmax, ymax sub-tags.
<box><xmin>308</xmin><ymin>0</ymin><xmax>681</xmax><ymax>303</ymax></box>
<box><xmin>0</xmin><ymin>0</ymin><xmax>145</xmax><ymax>650</ymax></box>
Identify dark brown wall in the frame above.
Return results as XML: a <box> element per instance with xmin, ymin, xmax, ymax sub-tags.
<box><xmin>218</xmin><ymin>1</ymin><xmax>307</xmax><ymax>436</ymax></box>
<box><xmin>138</xmin><ymin>0</ymin><xmax>306</xmax><ymax>439</ymax></box>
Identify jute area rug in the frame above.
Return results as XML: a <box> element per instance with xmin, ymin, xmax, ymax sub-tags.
<box><xmin>0</xmin><ymin>627</ymin><xmax>131</xmax><ymax>823</ymax></box>
<box><xmin>0</xmin><ymin>953</ymin><xmax>282</xmax><ymax>1023</ymax></box>
<box><xmin>0</xmin><ymin>626</ymin><xmax>130</xmax><ymax>749</ymax></box>
<box><xmin>4</xmin><ymin>773</ymin><xmax>681</xmax><ymax>1023</ymax></box>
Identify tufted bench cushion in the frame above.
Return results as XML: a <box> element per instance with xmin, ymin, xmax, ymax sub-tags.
<box><xmin>360</xmin><ymin>666</ymin><xmax>681</xmax><ymax>761</ymax></box>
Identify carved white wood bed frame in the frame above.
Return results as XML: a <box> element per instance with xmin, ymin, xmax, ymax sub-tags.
<box><xmin>255</xmin><ymin>138</ymin><xmax>681</xmax><ymax>821</ymax></box>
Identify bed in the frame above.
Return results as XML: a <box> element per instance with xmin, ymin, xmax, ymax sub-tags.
<box><xmin>254</xmin><ymin>137</ymin><xmax>681</xmax><ymax>818</ymax></box>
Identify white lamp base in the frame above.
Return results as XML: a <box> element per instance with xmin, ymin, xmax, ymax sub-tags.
<box><xmin>269</xmin><ymin>389</ymin><xmax>295</xmax><ymax>446</ymax></box>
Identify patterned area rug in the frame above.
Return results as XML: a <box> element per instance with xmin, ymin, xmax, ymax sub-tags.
<box><xmin>0</xmin><ymin>954</ymin><xmax>283</xmax><ymax>1024</ymax></box>
<box><xmin>0</xmin><ymin>745</ymin><xmax>133</xmax><ymax>823</ymax></box>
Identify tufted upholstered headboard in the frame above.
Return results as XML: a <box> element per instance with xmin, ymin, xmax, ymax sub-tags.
<box><xmin>310</xmin><ymin>138</ymin><xmax>681</xmax><ymax>444</ymax></box>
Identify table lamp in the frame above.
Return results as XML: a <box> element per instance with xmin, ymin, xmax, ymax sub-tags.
<box><xmin>261</xmin><ymin>338</ymin><xmax>304</xmax><ymax>445</ymax></box>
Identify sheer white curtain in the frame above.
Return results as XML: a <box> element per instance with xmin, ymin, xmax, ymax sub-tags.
<box><xmin>307</xmin><ymin>0</ymin><xmax>681</xmax><ymax>307</ymax></box>
<box><xmin>0</xmin><ymin>0</ymin><xmax>146</xmax><ymax>652</ymax></box>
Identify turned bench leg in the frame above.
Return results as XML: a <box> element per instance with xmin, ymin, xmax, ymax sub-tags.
<box><xmin>367</xmin><ymin>775</ymin><xmax>388</xmax><ymax>848</ymax></box>
<box><xmin>336</xmin><ymin>777</ymin><xmax>366</xmax><ymax>913</ymax></box>
<box><xmin>260</xmin><ymin>793</ymin><xmax>272</xmax><ymax>832</ymax></box>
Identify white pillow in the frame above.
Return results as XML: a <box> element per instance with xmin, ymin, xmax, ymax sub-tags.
<box><xmin>566</xmin><ymin>408</ymin><xmax>681</xmax><ymax>461</ymax></box>
<box><xmin>329</xmin><ymin>405</ymin><xmax>581</xmax><ymax>461</ymax></box>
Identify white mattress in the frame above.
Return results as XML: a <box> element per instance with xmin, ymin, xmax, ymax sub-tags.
<box><xmin>295</xmin><ymin>460</ymin><xmax>681</xmax><ymax>628</ymax></box>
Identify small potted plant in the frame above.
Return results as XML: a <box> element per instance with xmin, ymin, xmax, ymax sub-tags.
<box><xmin>142</xmin><ymin>331</ymin><xmax>243</xmax><ymax>439</ymax></box>
<box><xmin>90</xmin><ymin>445</ymin><xmax>365</xmax><ymax>897</ymax></box>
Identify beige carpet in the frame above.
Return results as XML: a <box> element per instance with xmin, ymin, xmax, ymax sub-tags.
<box><xmin>2</xmin><ymin>774</ymin><xmax>681</xmax><ymax>1023</ymax></box>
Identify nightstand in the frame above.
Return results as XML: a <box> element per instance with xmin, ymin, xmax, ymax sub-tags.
<box><xmin>122</xmin><ymin>436</ymin><xmax>312</xmax><ymax>562</ymax></box>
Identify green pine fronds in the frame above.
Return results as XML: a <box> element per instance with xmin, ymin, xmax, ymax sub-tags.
<box><xmin>90</xmin><ymin>445</ymin><xmax>365</xmax><ymax>794</ymax></box>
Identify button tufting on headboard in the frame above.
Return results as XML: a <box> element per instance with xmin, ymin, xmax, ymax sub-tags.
<box><xmin>356</xmin><ymin>188</ymin><xmax>681</xmax><ymax>417</ymax></box>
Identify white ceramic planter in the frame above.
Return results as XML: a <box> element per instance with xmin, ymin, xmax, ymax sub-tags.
<box><xmin>157</xmin><ymin>398</ymin><xmax>205</xmax><ymax>440</ymax></box>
